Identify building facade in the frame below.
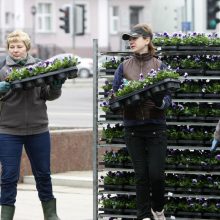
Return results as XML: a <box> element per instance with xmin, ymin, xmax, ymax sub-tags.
<box><xmin>0</xmin><ymin>0</ymin><xmax>216</xmax><ymax>58</ymax></box>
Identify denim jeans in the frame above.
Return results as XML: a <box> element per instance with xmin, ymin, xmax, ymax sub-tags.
<box><xmin>0</xmin><ymin>131</ymin><xmax>54</xmax><ymax>205</ymax></box>
<box><xmin>124</xmin><ymin>124</ymin><xmax>167</xmax><ymax>220</ymax></box>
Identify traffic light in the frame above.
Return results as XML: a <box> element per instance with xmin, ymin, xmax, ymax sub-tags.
<box><xmin>75</xmin><ymin>5</ymin><xmax>86</xmax><ymax>35</ymax></box>
<box><xmin>207</xmin><ymin>0</ymin><xmax>220</xmax><ymax>29</ymax></box>
<box><xmin>59</xmin><ymin>7</ymin><xmax>70</xmax><ymax>33</ymax></box>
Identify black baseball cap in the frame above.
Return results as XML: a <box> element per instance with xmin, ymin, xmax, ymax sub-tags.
<box><xmin>122</xmin><ymin>27</ymin><xmax>153</xmax><ymax>40</ymax></box>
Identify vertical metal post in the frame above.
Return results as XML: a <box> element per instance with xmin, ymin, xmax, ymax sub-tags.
<box><xmin>72</xmin><ymin>0</ymin><xmax>76</xmax><ymax>49</ymax></box>
<box><xmin>185</xmin><ymin>0</ymin><xmax>188</xmax><ymax>22</ymax></box>
<box><xmin>31</xmin><ymin>6</ymin><xmax>37</xmax><ymax>46</ymax></box>
<box><xmin>92</xmin><ymin>39</ymin><xmax>98</xmax><ymax>220</ymax></box>
<box><xmin>191</xmin><ymin>0</ymin><xmax>195</xmax><ymax>31</ymax></box>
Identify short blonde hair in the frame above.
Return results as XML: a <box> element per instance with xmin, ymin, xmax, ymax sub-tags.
<box><xmin>6</xmin><ymin>30</ymin><xmax>31</xmax><ymax>51</ymax></box>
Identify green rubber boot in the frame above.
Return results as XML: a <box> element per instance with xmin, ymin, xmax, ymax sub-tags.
<box><xmin>1</xmin><ymin>205</ymin><xmax>15</xmax><ymax>220</ymax></box>
<box><xmin>41</xmin><ymin>199</ymin><xmax>61</xmax><ymax>220</ymax></box>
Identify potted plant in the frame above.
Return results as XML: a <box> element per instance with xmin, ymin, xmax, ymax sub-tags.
<box><xmin>101</xmin><ymin>123</ymin><xmax>125</xmax><ymax>144</ymax></box>
<box><xmin>154</xmin><ymin>32</ymin><xmax>220</xmax><ymax>51</ymax></box>
<box><xmin>7</xmin><ymin>56</ymin><xmax>78</xmax><ymax>90</ymax></box>
<box><xmin>176</xmin><ymin>79</ymin><xmax>204</xmax><ymax>98</ymax></box>
<box><xmin>103</xmin><ymin>148</ymin><xmax>132</xmax><ymax>168</ymax></box>
<box><xmin>99</xmin><ymin>171</ymin><xmax>136</xmax><ymax>191</ymax></box>
<box><xmin>109</xmin><ymin>68</ymin><xmax>180</xmax><ymax>111</ymax></box>
<box><xmin>203</xmin><ymin>81</ymin><xmax>220</xmax><ymax>98</ymax></box>
<box><xmin>99</xmin><ymin>194</ymin><xmax>136</xmax><ymax>214</ymax></box>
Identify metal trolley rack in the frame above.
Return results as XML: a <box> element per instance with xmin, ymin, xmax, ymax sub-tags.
<box><xmin>93</xmin><ymin>38</ymin><xmax>220</xmax><ymax>220</ymax></box>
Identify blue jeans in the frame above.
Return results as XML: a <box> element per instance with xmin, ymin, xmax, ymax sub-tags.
<box><xmin>0</xmin><ymin>131</ymin><xmax>54</xmax><ymax>205</ymax></box>
<box><xmin>124</xmin><ymin>124</ymin><xmax>167</xmax><ymax>220</ymax></box>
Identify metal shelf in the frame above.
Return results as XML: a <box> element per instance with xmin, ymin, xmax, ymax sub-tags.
<box><xmin>98</xmin><ymin>190</ymin><xmax>220</xmax><ymax>199</ymax></box>
<box><xmin>94</xmin><ymin>41</ymin><xmax>220</xmax><ymax>220</ymax></box>
<box><xmin>99</xmin><ymin>214</ymin><xmax>215</xmax><ymax>220</ymax></box>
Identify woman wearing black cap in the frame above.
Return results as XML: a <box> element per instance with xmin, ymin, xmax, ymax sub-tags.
<box><xmin>112</xmin><ymin>23</ymin><xmax>170</xmax><ymax>220</ymax></box>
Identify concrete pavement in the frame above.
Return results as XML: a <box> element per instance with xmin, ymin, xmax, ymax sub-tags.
<box><xmin>1</xmin><ymin>171</ymin><xmax>93</xmax><ymax>220</ymax></box>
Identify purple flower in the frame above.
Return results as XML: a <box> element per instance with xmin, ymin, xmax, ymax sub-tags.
<box><xmin>207</xmin><ymin>176</ymin><xmax>213</xmax><ymax>182</ymax></box>
<box><xmin>215</xmin><ymin>154</ymin><xmax>220</xmax><ymax>160</ymax></box>
<box><xmin>27</xmin><ymin>67</ymin><xmax>33</xmax><ymax>72</ymax></box>
<box><xmin>139</xmin><ymin>73</ymin><xmax>144</xmax><ymax>80</ymax></box>
<box><xmin>119</xmin><ymin>84</ymin><xmax>124</xmax><ymax>89</ymax></box>
<box><xmin>192</xmin><ymin>179</ymin><xmax>197</xmax><ymax>184</ymax></box>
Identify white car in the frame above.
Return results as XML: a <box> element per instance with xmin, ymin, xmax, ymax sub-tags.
<box><xmin>48</xmin><ymin>53</ymin><xmax>93</xmax><ymax>78</ymax></box>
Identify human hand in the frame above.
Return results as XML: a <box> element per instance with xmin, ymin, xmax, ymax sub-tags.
<box><xmin>0</xmin><ymin>81</ymin><xmax>10</xmax><ymax>93</ymax></box>
<box><xmin>151</xmin><ymin>93</ymin><xmax>164</xmax><ymax>108</ymax></box>
<box><xmin>50</xmin><ymin>79</ymin><xmax>65</xmax><ymax>90</ymax></box>
<box><xmin>210</xmin><ymin>139</ymin><xmax>220</xmax><ymax>151</ymax></box>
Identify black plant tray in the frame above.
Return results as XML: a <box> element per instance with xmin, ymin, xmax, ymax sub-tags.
<box><xmin>9</xmin><ymin>66</ymin><xmax>78</xmax><ymax>91</ymax></box>
<box><xmin>99</xmin><ymin>68</ymin><xmax>117</xmax><ymax>75</ymax></box>
<box><xmin>203</xmin><ymin>93</ymin><xmax>220</xmax><ymax>99</ymax></box>
<box><xmin>99</xmin><ymin>208</ymin><xmax>137</xmax><ymax>215</ymax></box>
<box><xmin>175</xmin><ymin>92</ymin><xmax>203</xmax><ymax>99</ymax></box>
<box><xmin>203</xmin><ymin>212</ymin><xmax>220</xmax><ymax>218</ymax></box>
<box><xmin>158</xmin><ymin>45</ymin><xmax>220</xmax><ymax>51</ymax></box>
<box><xmin>109</xmin><ymin>78</ymin><xmax>180</xmax><ymax>111</ymax></box>
<box><xmin>173</xmin><ymin>211</ymin><xmax>220</xmax><ymax>219</ymax></box>
<box><xmin>105</xmin><ymin>68</ymin><xmax>117</xmax><ymax>75</ymax></box>
<box><xmin>167</xmin><ymin>139</ymin><xmax>207</xmax><ymax>146</ymax></box>
<box><xmin>165</xmin><ymin>186</ymin><xmax>220</xmax><ymax>195</ymax></box>
<box><xmin>100</xmin><ymin>114</ymin><xmax>123</xmax><ymax>120</ymax></box>
<box><xmin>166</xmin><ymin>115</ymin><xmax>178</xmax><ymax>121</ymax></box>
<box><xmin>166</xmin><ymin>186</ymin><xmax>202</xmax><ymax>194</ymax></box>
<box><xmin>178</xmin><ymin>45</ymin><xmax>220</xmax><ymax>51</ymax></box>
<box><xmin>205</xmin><ymin>116</ymin><xmax>220</xmax><ymax>122</ymax></box>
<box><xmin>166</xmin><ymin>163</ymin><xmax>220</xmax><ymax>171</ymax></box>
<box><xmin>104</xmin><ymin>137</ymin><xmax>125</xmax><ymax>144</ymax></box>
<box><xmin>178</xmin><ymin>139</ymin><xmax>204</xmax><ymax>145</ymax></box>
<box><xmin>160</xmin><ymin>45</ymin><xmax>178</xmax><ymax>50</ymax></box>
<box><xmin>100</xmin><ymin>184</ymin><xmax>135</xmax><ymax>191</ymax></box>
<box><xmin>205</xmin><ymin>69</ymin><xmax>220</xmax><ymax>75</ymax></box>
<box><xmin>99</xmin><ymin>91</ymin><xmax>109</xmax><ymax>97</ymax></box>
<box><xmin>104</xmin><ymin>162</ymin><xmax>133</xmax><ymax>169</ymax></box>
<box><xmin>174</xmin><ymin>211</ymin><xmax>202</xmax><ymax>218</ymax></box>
<box><xmin>177</xmin><ymin>68</ymin><xmax>205</xmax><ymax>75</ymax></box>
<box><xmin>177</xmin><ymin>116</ymin><xmax>206</xmax><ymax>122</ymax></box>
<box><xmin>111</xmin><ymin>137</ymin><xmax>125</xmax><ymax>144</ymax></box>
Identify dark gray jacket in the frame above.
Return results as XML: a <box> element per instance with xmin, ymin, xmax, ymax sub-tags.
<box><xmin>0</xmin><ymin>54</ymin><xmax>61</xmax><ymax>135</ymax></box>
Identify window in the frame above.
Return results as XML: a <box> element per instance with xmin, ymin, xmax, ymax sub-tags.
<box><xmin>36</xmin><ymin>3</ymin><xmax>53</xmax><ymax>32</ymax></box>
<box><xmin>130</xmin><ymin>6</ymin><xmax>143</xmax><ymax>28</ymax></box>
<box><xmin>5</xmin><ymin>12</ymin><xmax>10</xmax><ymax>25</ymax></box>
<box><xmin>110</xmin><ymin>6</ymin><xmax>119</xmax><ymax>34</ymax></box>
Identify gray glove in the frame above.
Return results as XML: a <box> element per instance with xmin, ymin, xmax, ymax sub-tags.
<box><xmin>0</xmin><ymin>81</ymin><xmax>10</xmax><ymax>93</ymax></box>
<box><xmin>50</xmin><ymin>79</ymin><xmax>65</xmax><ymax>90</ymax></box>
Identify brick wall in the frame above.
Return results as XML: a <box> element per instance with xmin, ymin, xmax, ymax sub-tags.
<box><xmin>19</xmin><ymin>129</ymin><xmax>93</xmax><ymax>181</ymax></box>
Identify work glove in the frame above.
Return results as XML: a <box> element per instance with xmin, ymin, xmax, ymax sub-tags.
<box><xmin>210</xmin><ymin>138</ymin><xmax>220</xmax><ymax>151</ymax></box>
<box><xmin>50</xmin><ymin>79</ymin><xmax>65</xmax><ymax>90</ymax></box>
<box><xmin>151</xmin><ymin>93</ymin><xmax>165</xmax><ymax>108</ymax></box>
<box><xmin>0</xmin><ymin>81</ymin><xmax>10</xmax><ymax>93</ymax></box>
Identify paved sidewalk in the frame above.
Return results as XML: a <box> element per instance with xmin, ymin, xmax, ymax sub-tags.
<box><xmin>1</xmin><ymin>171</ymin><xmax>93</xmax><ymax>220</ymax></box>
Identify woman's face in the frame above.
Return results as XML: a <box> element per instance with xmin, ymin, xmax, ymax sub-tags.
<box><xmin>129</xmin><ymin>36</ymin><xmax>150</xmax><ymax>54</ymax></box>
<box><xmin>8</xmin><ymin>41</ymin><xmax>28</xmax><ymax>60</ymax></box>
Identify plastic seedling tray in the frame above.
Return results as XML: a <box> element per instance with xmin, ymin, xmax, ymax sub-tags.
<box><xmin>10</xmin><ymin>66</ymin><xmax>78</xmax><ymax>91</ymax></box>
<box><xmin>109</xmin><ymin>78</ymin><xmax>180</xmax><ymax>111</ymax></box>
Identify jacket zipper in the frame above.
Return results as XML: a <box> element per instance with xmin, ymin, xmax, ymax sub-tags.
<box><xmin>139</xmin><ymin>60</ymin><xmax>145</xmax><ymax>120</ymax></box>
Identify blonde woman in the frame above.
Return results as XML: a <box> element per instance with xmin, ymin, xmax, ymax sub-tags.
<box><xmin>0</xmin><ymin>30</ymin><xmax>63</xmax><ymax>220</ymax></box>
